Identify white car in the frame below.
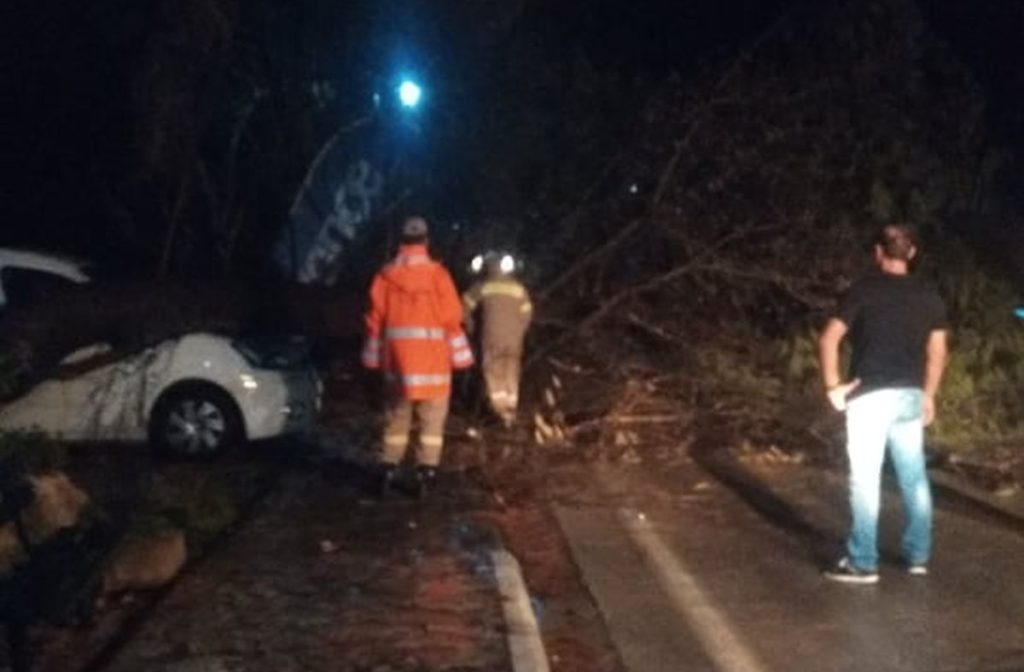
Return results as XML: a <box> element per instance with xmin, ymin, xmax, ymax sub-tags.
<box><xmin>0</xmin><ymin>334</ymin><xmax>322</xmax><ymax>456</ymax></box>
<box><xmin>0</xmin><ymin>248</ymin><xmax>91</xmax><ymax>312</ymax></box>
<box><xmin>0</xmin><ymin>249</ymin><xmax>322</xmax><ymax>456</ymax></box>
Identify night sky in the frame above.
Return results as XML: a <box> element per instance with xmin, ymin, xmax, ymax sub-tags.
<box><xmin>4</xmin><ymin>0</ymin><xmax>1024</xmax><ymax>271</ymax></box>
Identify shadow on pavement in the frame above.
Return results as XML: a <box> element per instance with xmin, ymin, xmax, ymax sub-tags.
<box><xmin>691</xmin><ymin>446</ymin><xmax>840</xmax><ymax>568</ymax></box>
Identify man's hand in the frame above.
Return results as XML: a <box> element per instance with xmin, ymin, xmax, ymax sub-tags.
<box><xmin>818</xmin><ymin>318</ymin><xmax>852</xmax><ymax>411</ymax></box>
<box><xmin>826</xmin><ymin>379</ymin><xmax>861</xmax><ymax>412</ymax></box>
<box><xmin>922</xmin><ymin>394</ymin><xmax>936</xmax><ymax>426</ymax></box>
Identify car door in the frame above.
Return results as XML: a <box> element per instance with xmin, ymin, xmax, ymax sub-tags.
<box><xmin>54</xmin><ymin>345</ymin><xmax>157</xmax><ymax>441</ymax></box>
<box><xmin>0</xmin><ymin>375</ymin><xmax>69</xmax><ymax>436</ymax></box>
<box><xmin>0</xmin><ymin>344</ymin><xmax>148</xmax><ymax>442</ymax></box>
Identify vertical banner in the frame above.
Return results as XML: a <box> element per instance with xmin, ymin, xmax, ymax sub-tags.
<box><xmin>275</xmin><ymin>131</ymin><xmax>385</xmax><ymax>285</ymax></box>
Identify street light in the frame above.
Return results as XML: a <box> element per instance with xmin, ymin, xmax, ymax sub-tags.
<box><xmin>397</xmin><ymin>79</ymin><xmax>422</xmax><ymax>109</ymax></box>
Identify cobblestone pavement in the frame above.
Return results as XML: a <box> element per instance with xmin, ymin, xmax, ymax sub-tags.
<box><xmin>90</xmin><ymin>470</ymin><xmax>511</xmax><ymax>672</ymax></box>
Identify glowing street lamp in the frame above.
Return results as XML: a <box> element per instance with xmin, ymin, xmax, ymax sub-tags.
<box><xmin>397</xmin><ymin>79</ymin><xmax>422</xmax><ymax>109</ymax></box>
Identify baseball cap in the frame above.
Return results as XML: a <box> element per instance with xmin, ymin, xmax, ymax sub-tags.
<box><xmin>401</xmin><ymin>216</ymin><xmax>428</xmax><ymax>238</ymax></box>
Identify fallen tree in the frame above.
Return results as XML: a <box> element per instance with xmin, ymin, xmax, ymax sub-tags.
<box><xmin>522</xmin><ymin>0</ymin><xmax>1024</xmax><ymax>458</ymax></box>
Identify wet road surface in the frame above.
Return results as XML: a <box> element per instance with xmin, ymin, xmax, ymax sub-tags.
<box><xmin>87</xmin><ymin>470</ymin><xmax>512</xmax><ymax>672</ymax></box>
<box><xmin>555</xmin><ymin>457</ymin><xmax>1024</xmax><ymax>672</ymax></box>
<box><xmin>20</xmin><ymin>445</ymin><xmax>1024</xmax><ymax>672</ymax></box>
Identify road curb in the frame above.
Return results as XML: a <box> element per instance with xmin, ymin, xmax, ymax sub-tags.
<box><xmin>928</xmin><ymin>467</ymin><xmax>1024</xmax><ymax>531</ymax></box>
<box><xmin>701</xmin><ymin>448</ymin><xmax>1024</xmax><ymax>537</ymax></box>
<box><xmin>491</xmin><ymin>549</ymin><xmax>550</xmax><ymax>672</ymax></box>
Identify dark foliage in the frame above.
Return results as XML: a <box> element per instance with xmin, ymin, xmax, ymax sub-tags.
<box><xmin>525</xmin><ymin>0</ymin><xmax>1024</xmax><ymax>452</ymax></box>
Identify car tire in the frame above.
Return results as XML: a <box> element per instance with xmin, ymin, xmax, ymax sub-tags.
<box><xmin>149</xmin><ymin>383</ymin><xmax>244</xmax><ymax>458</ymax></box>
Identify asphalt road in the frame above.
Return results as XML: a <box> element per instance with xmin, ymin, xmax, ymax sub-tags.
<box><xmin>555</xmin><ymin>457</ymin><xmax>1024</xmax><ymax>672</ymax></box>
<box><xmin>16</xmin><ymin>444</ymin><xmax>1023</xmax><ymax>672</ymax></box>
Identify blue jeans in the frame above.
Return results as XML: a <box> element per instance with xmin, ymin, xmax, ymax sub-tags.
<box><xmin>844</xmin><ymin>388</ymin><xmax>932</xmax><ymax>570</ymax></box>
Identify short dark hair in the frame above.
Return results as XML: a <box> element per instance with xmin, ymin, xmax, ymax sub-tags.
<box><xmin>401</xmin><ymin>233</ymin><xmax>428</xmax><ymax>245</ymax></box>
<box><xmin>874</xmin><ymin>224</ymin><xmax>917</xmax><ymax>261</ymax></box>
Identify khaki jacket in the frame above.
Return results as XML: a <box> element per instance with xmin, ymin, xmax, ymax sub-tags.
<box><xmin>462</xmin><ymin>277</ymin><xmax>532</xmax><ymax>356</ymax></box>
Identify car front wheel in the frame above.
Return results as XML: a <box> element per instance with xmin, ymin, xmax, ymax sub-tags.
<box><xmin>149</xmin><ymin>384</ymin><xmax>243</xmax><ymax>457</ymax></box>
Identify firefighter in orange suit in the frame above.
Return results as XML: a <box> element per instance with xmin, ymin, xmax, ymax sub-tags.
<box><xmin>361</xmin><ymin>216</ymin><xmax>474</xmax><ymax>497</ymax></box>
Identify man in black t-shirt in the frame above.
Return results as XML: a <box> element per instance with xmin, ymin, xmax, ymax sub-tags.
<box><xmin>818</xmin><ymin>224</ymin><xmax>949</xmax><ymax>584</ymax></box>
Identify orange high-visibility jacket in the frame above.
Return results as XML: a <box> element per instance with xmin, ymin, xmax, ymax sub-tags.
<box><xmin>361</xmin><ymin>244</ymin><xmax>474</xmax><ymax>399</ymax></box>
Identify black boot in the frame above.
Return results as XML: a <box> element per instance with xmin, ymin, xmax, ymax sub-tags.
<box><xmin>412</xmin><ymin>466</ymin><xmax>437</xmax><ymax>499</ymax></box>
<box><xmin>377</xmin><ymin>464</ymin><xmax>398</xmax><ymax>499</ymax></box>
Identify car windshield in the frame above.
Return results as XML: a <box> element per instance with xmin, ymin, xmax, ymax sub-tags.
<box><xmin>232</xmin><ymin>335</ymin><xmax>311</xmax><ymax>370</ymax></box>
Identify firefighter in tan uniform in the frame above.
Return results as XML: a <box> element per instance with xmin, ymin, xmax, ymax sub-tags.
<box><xmin>362</xmin><ymin>216</ymin><xmax>474</xmax><ymax>497</ymax></box>
<box><xmin>462</xmin><ymin>252</ymin><xmax>532</xmax><ymax>427</ymax></box>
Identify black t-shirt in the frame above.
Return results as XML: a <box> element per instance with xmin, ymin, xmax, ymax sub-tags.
<box><xmin>835</xmin><ymin>270</ymin><xmax>948</xmax><ymax>395</ymax></box>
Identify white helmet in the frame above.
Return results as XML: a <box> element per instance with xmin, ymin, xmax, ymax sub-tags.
<box><xmin>470</xmin><ymin>250</ymin><xmax>520</xmax><ymax>276</ymax></box>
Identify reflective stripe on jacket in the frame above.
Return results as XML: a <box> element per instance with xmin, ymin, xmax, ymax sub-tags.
<box><xmin>362</xmin><ymin>244</ymin><xmax>474</xmax><ymax>399</ymax></box>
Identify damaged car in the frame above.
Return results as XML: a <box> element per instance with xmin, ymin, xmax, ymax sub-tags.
<box><xmin>0</xmin><ymin>247</ymin><xmax>91</xmax><ymax>313</ymax></box>
<box><xmin>0</xmin><ymin>333</ymin><xmax>321</xmax><ymax>456</ymax></box>
<box><xmin>0</xmin><ymin>249</ymin><xmax>322</xmax><ymax>456</ymax></box>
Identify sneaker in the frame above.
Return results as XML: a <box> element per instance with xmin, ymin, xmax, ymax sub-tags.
<box><xmin>905</xmin><ymin>563</ymin><xmax>928</xmax><ymax>576</ymax></box>
<box><xmin>823</xmin><ymin>558</ymin><xmax>879</xmax><ymax>584</ymax></box>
